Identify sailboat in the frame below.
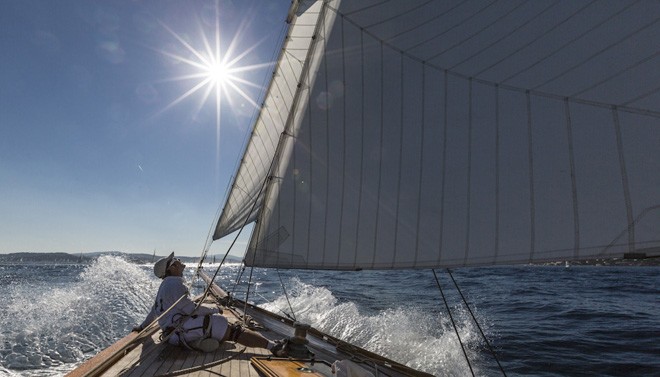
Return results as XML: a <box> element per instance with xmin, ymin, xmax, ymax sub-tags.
<box><xmin>67</xmin><ymin>0</ymin><xmax>660</xmax><ymax>376</ymax></box>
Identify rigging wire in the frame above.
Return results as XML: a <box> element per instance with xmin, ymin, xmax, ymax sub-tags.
<box><xmin>276</xmin><ymin>269</ymin><xmax>298</xmax><ymax>322</ymax></box>
<box><xmin>431</xmin><ymin>269</ymin><xmax>475</xmax><ymax>377</ymax></box>
<box><xmin>446</xmin><ymin>269</ymin><xmax>508</xmax><ymax>377</ymax></box>
<box><xmin>190</xmin><ymin>1</ymin><xmax>304</xmax><ymax>309</ymax></box>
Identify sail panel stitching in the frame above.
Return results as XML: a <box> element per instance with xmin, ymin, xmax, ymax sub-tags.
<box><xmin>321</xmin><ymin>11</ymin><xmax>330</xmax><ymax>269</ymax></box>
<box><xmin>426</xmin><ymin>0</ymin><xmax>527</xmax><ymax>61</ymax></box>
<box><xmin>502</xmin><ymin>0</ymin><xmax>639</xmax><ymax>84</ymax></box>
<box><xmin>526</xmin><ymin>91</ymin><xmax>536</xmax><ymax>262</ymax></box>
<box><xmin>326</xmin><ymin>1</ymin><xmax>660</xmax><ymax>119</ymax></box>
<box><xmin>436</xmin><ymin>70</ymin><xmax>449</xmax><ymax>266</ymax></box>
<box><xmin>353</xmin><ymin>28</ymin><xmax>366</xmax><ymax>268</ymax></box>
<box><xmin>391</xmin><ymin>52</ymin><xmax>405</xmax><ymax>268</ymax></box>
<box><xmin>336</xmin><ymin>14</ymin><xmax>347</xmax><ymax>268</ymax></box>
<box><xmin>413</xmin><ymin>63</ymin><xmax>427</xmax><ymax>267</ymax></box>
<box><xmin>494</xmin><ymin>84</ymin><xmax>500</xmax><ymax>264</ymax></box>
<box><xmin>612</xmin><ymin>107</ymin><xmax>635</xmax><ymax>253</ymax></box>
<box><xmin>463</xmin><ymin>78</ymin><xmax>474</xmax><ymax>266</ymax></box>
<box><xmin>372</xmin><ymin>40</ymin><xmax>385</xmax><ymax>268</ymax></box>
<box><xmin>403</xmin><ymin>0</ymin><xmax>499</xmax><ymax>54</ymax></box>
<box><xmin>564</xmin><ymin>99</ymin><xmax>580</xmax><ymax>259</ymax></box>
<box><xmin>532</xmin><ymin>12</ymin><xmax>660</xmax><ymax>91</ymax></box>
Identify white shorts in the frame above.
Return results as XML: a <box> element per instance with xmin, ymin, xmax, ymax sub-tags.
<box><xmin>169</xmin><ymin>314</ymin><xmax>229</xmax><ymax>345</ymax></box>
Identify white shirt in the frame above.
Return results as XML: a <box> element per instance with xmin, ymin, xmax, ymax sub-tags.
<box><xmin>139</xmin><ymin>276</ymin><xmax>218</xmax><ymax>330</ymax></box>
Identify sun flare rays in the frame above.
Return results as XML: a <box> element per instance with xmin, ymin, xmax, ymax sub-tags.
<box><xmin>154</xmin><ymin>3</ymin><xmax>267</xmax><ymax>134</ymax></box>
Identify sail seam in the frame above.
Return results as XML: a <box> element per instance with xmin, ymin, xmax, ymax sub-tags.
<box><xmin>321</xmin><ymin>10</ymin><xmax>330</xmax><ymax>268</ymax></box>
<box><xmin>353</xmin><ymin>28</ymin><xmax>366</xmax><ymax>268</ymax></box>
<box><xmin>612</xmin><ymin>106</ymin><xmax>635</xmax><ymax>253</ymax></box>
<box><xmin>503</xmin><ymin>0</ymin><xmax>639</xmax><ymax>85</ymax></box>
<box><xmin>372</xmin><ymin>40</ymin><xmax>385</xmax><ymax>268</ymax></box>
<box><xmin>426</xmin><ymin>0</ymin><xmax>527</xmax><ymax>61</ymax></box>
<box><xmin>391</xmin><ymin>52</ymin><xmax>405</xmax><ymax>268</ymax></box>
<box><xmin>531</xmin><ymin>12</ymin><xmax>660</xmax><ymax>91</ymax></box>
<box><xmin>336</xmin><ymin>14</ymin><xmax>346</xmax><ymax>269</ymax></box>
<box><xmin>526</xmin><ymin>91</ymin><xmax>536</xmax><ymax>262</ymax></box>
<box><xmin>413</xmin><ymin>64</ymin><xmax>427</xmax><ymax>267</ymax></box>
<box><xmin>436</xmin><ymin>70</ymin><xmax>449</xmax><ymax>266</ymax></box>
<box><xmin>463</xmin><ymin>78</ymin><xmax>473</xmax><ymax>266</ymax></box>
<box><xmin>494</xmin><ymin>84</ymin><xmax>500</xmax><ymax>264</ymax></box>
<box><xmin>325</xmin><ymin>2</ymin><xmax>660</xmax><ymax>119</ymax></box>
<box><xmin>564</xmin><ymin>99</ymin><xmax>580</xmax><ymax>259</ymax></box>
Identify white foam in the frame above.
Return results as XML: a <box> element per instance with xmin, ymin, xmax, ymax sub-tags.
<box><xmin>260</xmin><ymin>278</ymin><xmax>489</xmax><ymax>376</ymax></box>
<box><xmin>0</xmin><ymin>256</ymin><xmax>157</xmax><ymax>375</ymax></box>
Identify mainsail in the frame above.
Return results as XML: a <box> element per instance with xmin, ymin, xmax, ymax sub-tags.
<box><xmin>216</xmin><ymin>0</ymin><xmax>660</xmax><ymax>269</ymax></box>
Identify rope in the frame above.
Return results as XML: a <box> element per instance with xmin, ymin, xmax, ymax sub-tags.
<box><xmin>431</xmin><ymin>269</ymin><xmax>474</xmax><ymax>377</ymax></box>
<box><xmin>446</xmin><ymin>269</ymin><xmax>507</xmax><ymax>376</ymax></box>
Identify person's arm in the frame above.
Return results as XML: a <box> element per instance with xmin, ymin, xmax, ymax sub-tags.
<box><xmin>133</xmin><ymin>301</ymin><xmax>158</xmax><ymax>332</ymax></box>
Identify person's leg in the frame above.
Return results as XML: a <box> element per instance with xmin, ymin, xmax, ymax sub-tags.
<box><xmin>211</xmin><ymin>315</ymin><xmax>289</xmax><ymax>356</ymax></box>
<box><xmin>234</xmin><ymin>327</ymin><xmax>271</xmax><ymax>348</ymax></box>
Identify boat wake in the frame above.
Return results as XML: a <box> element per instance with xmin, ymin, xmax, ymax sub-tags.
<box><xmin>260</xmin><ymin>278</ymin><xmax>490</xmax><ymax>376</ymax></box>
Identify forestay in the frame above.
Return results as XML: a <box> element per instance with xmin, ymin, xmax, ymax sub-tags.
<box><xmin>216</xmin><ymin>0</ymin><xmax>660</xmax><ymax>269</ymax></box>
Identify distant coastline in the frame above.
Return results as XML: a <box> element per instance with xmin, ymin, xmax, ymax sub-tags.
<box><xmin>0</xmin><ymin>252</ymin><xmax>656</xmax><ymax>266</ymax></box>
<box><xmin>0</xmin><ymin>251</ymin><xmax>243</xmax><ymax>265</ymax></box>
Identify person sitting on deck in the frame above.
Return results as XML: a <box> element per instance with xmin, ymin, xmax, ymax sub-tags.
<box><xmin>133</xmin><ymin>252</ymin><xmax>288</xmax><ymax>356</ymax></box>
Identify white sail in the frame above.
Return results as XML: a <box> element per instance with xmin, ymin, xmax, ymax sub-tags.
<box><xmin>213</xmin><ymin>0</ymin><xmax>339</xmax><ymax>239</ymax></box>
<box><xmin>223</xmin><ymin>0</ymin><xmax>660</xmax><ymax>269</ymax></box>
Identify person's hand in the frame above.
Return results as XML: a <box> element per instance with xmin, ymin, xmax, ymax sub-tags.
<box><xmin>131</xmin><ymin>325</ymin><xmax>143</xmax><ymax>332</ymax></box>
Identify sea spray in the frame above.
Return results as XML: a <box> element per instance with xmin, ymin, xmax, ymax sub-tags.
<box><xmin>0</xmin><ymin>256</ymin><xmax>157</xmax><ymax>375</ymax></box>
<box><xmin>259</xmin><ymin>277</ymin><xmax>489</xmax><ymax>376</ymax></box>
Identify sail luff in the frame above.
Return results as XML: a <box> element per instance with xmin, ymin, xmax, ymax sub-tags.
<box><xmin>213</xmin><ymin>0</ymin><xmax>329</xmax><ymax>240</ymax></box>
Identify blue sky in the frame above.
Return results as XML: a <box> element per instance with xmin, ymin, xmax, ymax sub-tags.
<box><xmin>0</xmin><ymin>1</ymin><xmax>290</xmax><ymax>256</ymax></box>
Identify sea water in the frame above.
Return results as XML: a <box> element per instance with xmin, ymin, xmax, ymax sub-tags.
<box><xmin>0</xmin><ymin>256</ymin><xmax>658</xmax><ymax>376</ymax></box>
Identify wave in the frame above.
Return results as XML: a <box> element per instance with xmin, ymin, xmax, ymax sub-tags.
<box><xmin>260</xmin><ymin>277</ymin><xmax>490</xmax><ymax>376</ymax></box>
<box><xmin>0</xmin><ymin>256</ymin><xmax>156</xmax><ymax>376</ymax></box>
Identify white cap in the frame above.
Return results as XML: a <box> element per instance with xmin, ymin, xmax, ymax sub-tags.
<box><xmin>154</xmin><ymin>252</ymin><xmax>174</xmax><ymax>278</ymax></box>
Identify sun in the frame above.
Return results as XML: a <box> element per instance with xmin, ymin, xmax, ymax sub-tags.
<box><xmin>153</xmin><ymin>2</ymin><xmax>271</xmax><ymax>131</ymax></box>
<box><xmin>150</xmin><ymin>2</ymin><xmax>274</xmax><ymax>184</ymax></box>
<box><xmin>207</xmin><ymin>62</ymin><xmax>229</xmax><ymax>85</ymax></box>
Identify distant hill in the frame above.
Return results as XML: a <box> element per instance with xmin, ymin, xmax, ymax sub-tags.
<box><xmin>0</xmin><ymin>252</ymin><xmax>86</xmax><ymax>264</ymax></box>
<box><xmin>0</xmin><ymin>252</ymin><xmax>244</xmax><ymax>265</ymax></box>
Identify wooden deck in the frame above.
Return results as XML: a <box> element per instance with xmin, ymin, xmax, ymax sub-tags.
<box><xmin>100</xmin><ymin>331</ymin><xmax>272</xmax><ymax>377</ymax></box>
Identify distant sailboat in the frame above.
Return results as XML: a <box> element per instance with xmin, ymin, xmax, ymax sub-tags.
<box><xmin>68</xmin><ymin>1</ymin><xmax>660</xmax><ymax>376</ymax></box>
